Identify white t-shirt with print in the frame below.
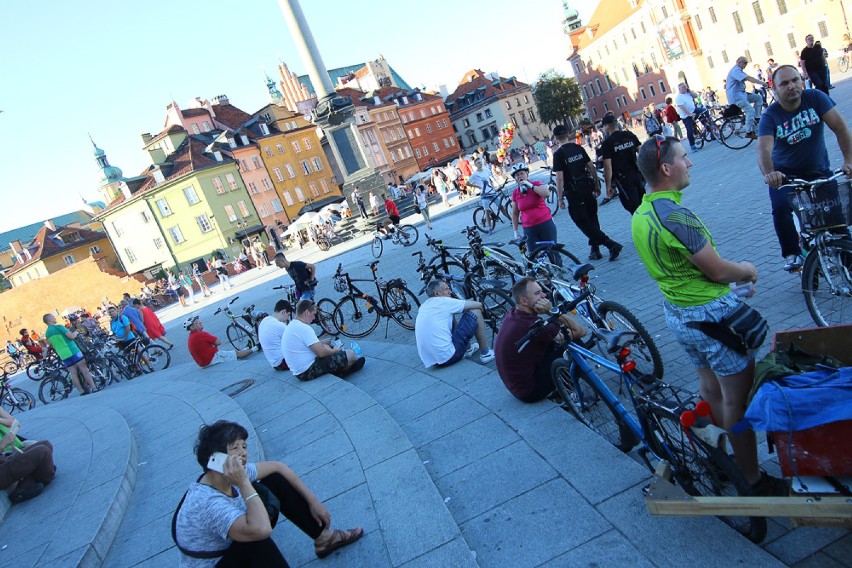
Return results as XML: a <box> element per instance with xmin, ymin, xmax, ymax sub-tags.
<box><xmin>415</xmin><ymin>296</ymin><xmax>466</xmax><ymax>367</ymax></box>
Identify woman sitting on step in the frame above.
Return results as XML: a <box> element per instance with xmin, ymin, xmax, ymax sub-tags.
<box><xmin>174</xmin><ymin>420</ymin><xmax>363</xmax><ymax>567</ymax></box>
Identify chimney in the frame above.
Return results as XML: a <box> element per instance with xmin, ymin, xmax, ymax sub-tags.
<box><xmin>214</xmin><ymin>94</ymin><xmax>229</xmax><ymax>105</ymax></box>
<box><xmin>9</xmin><ymin>240</ymin><xmax>23</xmax><ymax>255</ymax></box>
<box><xmin>44</xmin><ymin>219</ymin><xmax>56</xmax><ymax>231</ymax></box>
<box><xmin>141</xmin><ymin>132</ymin><xmax>153</xmax><ymax>145</ymax></box>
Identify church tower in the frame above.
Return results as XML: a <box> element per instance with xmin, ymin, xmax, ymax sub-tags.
<box><xmin>91</xmin><ymin>136</ymin><xmax>126</xmax><ymax>204</ymax></box>
<box><xmin>562</xmin><ymin>1</ymin><xmax>582</xmax><ymax>34</ymax></box>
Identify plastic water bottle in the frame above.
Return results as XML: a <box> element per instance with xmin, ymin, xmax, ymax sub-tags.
<box><xmin>730</xmin><ymin>282</ymin><xmax>755</xmax><ymax>298</ymax></box>
<box><xmin>350</xmin><ymin>341</ymin><xmax>362</xmax><ymax>356</ymax></box>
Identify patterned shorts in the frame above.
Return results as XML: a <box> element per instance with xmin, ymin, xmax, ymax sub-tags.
<box><xmin>664</xmin><ymin>292</ymin><xmax>753</xmax><ymax>377</ymax></box>
<box><xmin>296</xmin><ymin>350</ymin><xmax>349</xmax><ymax>381</ymax></box>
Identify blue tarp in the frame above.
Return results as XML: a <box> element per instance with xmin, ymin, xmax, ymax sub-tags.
<box><xmin>743</xmin><ymin>367</ymin><xmax>852</xmax><ymax>432</ymax></box>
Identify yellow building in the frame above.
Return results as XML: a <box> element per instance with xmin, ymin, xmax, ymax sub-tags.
<box><xmin>6</xmin><ymin>221</ymin><xmax>118</xmax><ymax>288</ymax></box>
<box><xmin>253</xmin><ymin>104</ymin><xmax>342</xmax><ymax>220</ymax></box>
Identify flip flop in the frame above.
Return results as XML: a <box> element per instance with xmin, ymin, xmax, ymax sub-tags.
<box><xmin>315</xmin><ymin>527</ymin><xmax>364</xmax><ymax>559</ymax></box>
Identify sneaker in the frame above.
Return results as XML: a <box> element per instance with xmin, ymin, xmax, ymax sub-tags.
<box><xmin>8</xmin><ymin>482</ymin><xmax>44</xmax><ymax>504</ymax></box>
<box><xmin>345</xmin><ymin>357</ymin><xmax>366</xmax><ymax>376</ymax></box>
<box><xmin>589</xmin><ymin>248</ymin><xmax>603</xmax><ymax>261</ymax></box>
<box><xmin>608</xmin><ymin>242</ymin><xmax>623</xmax><ymax>261</ymax></box>
<box><xmin>479</xmin><ymin>349</ymin><xmax>496</xmax><ymax>364</ymax></box>
<box><xmin>749</xmin><ymin>472</ymin><xmax>789</xmax><ymax>497</ymax></box>
<box><xmin>690</xmin><ymin>145</ymin><xmax>698</xmax><ymax>153</ymax></box>
<box><xmin>783</xmin><ymin>254</ymin><xmax>804</xmax><ymax>272</ymax></box>
<box><xmin>464</xmin><ymin>343</ymin><xmax>478</xmax><ymax>358</ymax></box>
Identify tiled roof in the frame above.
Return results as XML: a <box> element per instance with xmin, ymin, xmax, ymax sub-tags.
<box><xmin>212</xmin><ymin>102</ymin><xmax>253</xmax><ymax>129</ymax></box>
<box><xmin>335</xmin><ymin>87</ymin><xmax>369</xmax><ymax>107</ymax></box>
<box><xmin>444</xmin><ymin>70</ymin><xmax>530</xmax><ymax>109</ymax></box>
<box><xmin>0</xmin><ymin>211</ymin><xmax>94</xmax><ymax>250</ymax></box>
<box><xmin>181</xmin><ymin>108</ymin><xmax>210</xmax><ymax>119</ymax></box>
<box><xmin>7</xmin><ymin>224</ymin><xmax>107</xmax><ymax>274</ymax></box>
<box><xmin>575</xmin><ymin>0</ymin><xmax>644</xmax><ymax>50</ymax></box>
<box><xmin>297</xmin><ymin>63</ymin><xmax>411</xmax><ymax>94</ymax></box>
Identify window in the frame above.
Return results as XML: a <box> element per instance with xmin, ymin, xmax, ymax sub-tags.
<box><xmin>140</xmin><ymin>210</ymin><xmax>151</xmax><ymax>224</ymax></box>
<box><xmin>276</xmin><ymin>143</ymin><xmax>284</xmax><ymax>154</ymax></box>
<box><xmin>252</xmin><ymin>156</ymin><xmax>262</xmax><ymax>169</ymax></box>
<box><xmin>708</xmin><ymin>55</ymin><xmax>715</xmax><ymax>69</ymax></box>
<box><xmin>63</xmin><ymin>254</ymin><xmax>75</xmax><ymax>266</ymax></box>
<box><xmin>641</xmin><ymin>21</ymin><xmax>646</xmax><ymax>33</ymax></box>
<box><xmin>733</xmin><ymin>11</ymin><xmax>743</xmax><ymax>33</ymax></box>
<box><xmin>291</xmin><ymin>140</ymin><xmax>301</xmax><ymax>152</ymax></box>
<box><xmin>155</xmin><ymin>198</ymin><xmax>172</xmax><ymax>217</ymax></box>
<box><xmin>112</xmin><ymin>221</ymin><xmax>124</xmax><ymax>237</ymax></box>
<box><xmin>303</xmin><ymin>138</ymin><xmax>312</xmax><ymax>149</ymax></box>
<box><xmin>765</xmin><ymin>42</ymin><xmax>774</xmax><ymax>56</ymax></box>
<box><xmin>709</xmin><ymin>7</ymin><xmax>717</xmax><ymax>23</ymax></box>
<box><xmin>505</xmin><ymin>101</ymin><xmax>511</xmax><ymax>110</ymax></box>
<box><xmin>224</xmin><ymin>204</ymin><xmax>237</xmax><ymax>222</ymax></box>
<box><xmin>787</xmin><ymin>32</ymin><xmax>796</xmax><ymax>48</ymax></box>
<box><xmin>196</xmin><ymin>215</ymin><xmax>213</xmax><ymax>233</ymax></box>
<box><xmin>202</xmin><ymin>121</ymin><xmax>211</xmax><ymax>132</ymax></box>
<box><xmin>476</xmin><ymin>113</ymin><xmax>483</xmax><ymax>123</ymax></box>
<box><xmin>309</xmin><ymin>182</ymin><xmax>319</xmax><ymax>197</ymax></box>
<box><xmin>776</xmin><ymin>0</ymin><xmax>787</xmax><ymax>15</ymax></box>
<box><xmin>294</xmin><ymin>186</ymin><xmax>305</xmax><ymax>202</ymax></box>
<box><xmin>745</xmin><ymin>49</ymin><xmax>752</xmax><ymax>62</ymax></box>
<box><xmin>426</xmin><ymin>124</ymin><xmax>432</xmax><ymax>134</ymax></box>
<box><xmin>312</xmin><ymin>157</ymin><xmax>323</xmax><ymax>171</ymax></box>
<box><xmin>153</xmin><ymin>237</ymin><xmax>164</xmax><ymax>250</ymax></box>
<box><xmin>240</xmin><ymin>160</ymin><xmax>249</xmax><ymax>172</ymax></box>
<box><xmin>273</xmin><ymin>167</ymin><xmax>284</xmax><ymax>182</ymax></box>
<box><xmin>528</xmin><ymin>109</ymin><xmax>535</xmax><ymax>122</ymax></box>
<box><xmin>443</xmin><ymin>138</ymin><xmax>450</xmax><ymax>148</ymax></box>
<box><xmin>282</xmin><ymin>191</ymin><xmax>294</xmax><ymax>206</ymax></box>
<box><xmin>124</xmin><ymin>248</ymin><xmax>136</xmax><ymax>263</ymax></box>
<box><xmin>615</xmin><ymin>98</ymin><xmax>622</xmax><ymax>109</ymax></box>
<box><xmin>212</xmin><ymin>177</ymin><xmax>225</xmax><ymax>194</ymax></box>
<box><xmin>285</xmin><ymin>164</ymin><xmax>296</xmax><ymax>178</ymax></box>
<box><xmin>227</xmin><ymin>138</ymin><xmax>236</xmax><ymax>149</ymax></box>
<box><xmin>258</xmin><ymin>203</ymin><xmax>268</xmax><ymax>217</ymax></box>
<box><xmin>259</xmin><ymin>123</ymin><xmax>269</xmax><ymax>135</ymax></box>
<box><xmin>192</xmin><ymin>124</ymin><xmax>200</xmax><ymax>135</ymax></box>
<box><xmin>261</xmin><ymin>178</ymin><xmax>273</xmax><ymax>190</ymax></box>
<box><xmin>753</xmin><ymin>2</ymin><xmax>764</xmax><ymax>24</ymax></box>
<box><xmin>462</xmin><ymin>118</ymin><xmax>470</xmax><ymax>128</ymax></box>
<box><xmin>300</xmin><ymin>161</ymin><xmax>312</xmax><ymax>175</ymax></box>
<box><xmin>510</xmin><ymin>114</ymin><xmax>518</xmax><ymax>126</ymax></box>
<box><xmin>818</xmin><ymin>21</ymin><xmax>828</xmax><ymax>38</ymax></box>
<box><xmin>414</xmin><ymin>127</ymin><xmax>421</xmax><ymax>137</ymax></box>
<box><xmin>432</xmin><ymin>142</ymin><xmax>439</xmax><ymax>152</ymax></box>
<box><xmin>414</xmin><ymin>148</ymin><xmax>422</xmax><ymax>158</ymax></box>
<box><xmin>264</xmin><ymin>146</ymin><xmax>273</xmax><ymax>157</ymax></box>
<box><xmin>320</xmin><ymin>179</ymin><xmax>330</xmax><ymax>194</ymax></box>
<box><xmin>649</xmin><ymin>84</ymin><xmax>656</xmax><ymax>97</ymax></box>
<box><xmin>722</xmin><ymin>50</ymin><xmax>729</xmax><ymax>63</ymax></box>
<box><xmin>248</xmin><ymin>182</ymin><xmax>258</xmax><ymax>195</ymax></box>
<box><xmin>595</xmin><ymin>78</ymin><xmax>603</xmax><ymax>93</ymax></box>
<box><xmin>168</xmin><ymin>226</ymin><xmax>185</xmax><ymax>244</ymax></box>
<box><xmin>272</xmin><ymin>198</ymin><xmax>283</xmax><ymax>213</ymax></box>
<box><xmin>695</xmin><ymin>14</ymin><xmax>702</xmax><ymax>30</ymax></box>
<box><xmin>603</xmin><ymin>102</ymin><xmax>609</xmax><ymax>112</ymax></box>
<box><xmin>523</xmin><ymin>95</ymin><xmax>529</xmax><ymax>104</ymax></box>
<box><xmin>183</xmin><ymin>185</ymin><xmax>200</xmax><ymax>205</ymax></box>
<box><xmin>422</xmin><ymin>146</ymin><xmax>429</xmax><ymax>156</ymax></box>
<box><xmin>238</xmin><ymin>200</ymin><xmax>250</xmax><ymax>218</ymax></box>
<box><xmin>661</xmin><ymin>6</ymin><xmax>668</xmax><ymax>18</ymax></box>
<box><xmin>226</xmin><ymin>174</ymin><xmax>238</xmax><ymax>190</ymax></box>
<box><xmin>89</xmin><ymin>245</ymin><xmax>101</xmax><ymax>255</ymax></box>
<box><xmin>659</xmin><ymin>80</ymin><xmax>667</xmax><ymax>93</ymax></box>
<box><xmin>640</xmin><ymin>87</ymin><xmax>647</xmax><ymax>100</ymax></box>
<box><xmin>581</xmin><ymin>85</ymin><xmax>588</xmax><ymax>99</ymax></box>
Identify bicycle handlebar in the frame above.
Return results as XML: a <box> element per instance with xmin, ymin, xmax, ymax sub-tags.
<box><xmin>780</xmin><ymin>169</ymin><xmax>847</xmax><ymax>189</ymax></box>
<box><xmin>514</xmin><ymin>288</ymin><xmax>592</xmax><ymax>352</ymax></box>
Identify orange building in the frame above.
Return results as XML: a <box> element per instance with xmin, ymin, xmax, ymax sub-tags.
<box><xmin>395</xmin><ymin>89</ymin><xmax>459</xmax><ymax>170</ymax></box>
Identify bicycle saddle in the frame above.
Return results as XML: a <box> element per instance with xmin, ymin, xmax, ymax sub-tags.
<box><xmin>593</xmin><ymin>328</ymin><xmax>640</xmax><ymax>354</ymax></box>
<box><xmin>367</xmin><ymin>260</ymin><xmax>380</xmax><ymax>269</ymax></box>
<box><xmin>570</xmin><ymin>263</ymin><xmax>594</xmax><ymax>280</ymax></box>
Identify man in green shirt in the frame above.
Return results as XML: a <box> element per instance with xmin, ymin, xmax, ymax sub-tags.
<box><xmin>631</xmin><ymin>136</ymin><xmax>785</xmax><ymax>496</ymax></box>
<box><xmin>43</xmin><ymin>313</ymin><xmax>97</xmax><ymax>396</ymax></box>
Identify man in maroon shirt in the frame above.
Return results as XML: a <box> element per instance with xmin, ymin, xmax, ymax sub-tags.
<box><xmin>185</xmin><ymin>316</ymin><xmax>258</xmax><ymax>368</ymax></box>
<box><xmin>494</xmin><ymin>277</ymin><xmax>586</xmax><ymax>403</ymax></box>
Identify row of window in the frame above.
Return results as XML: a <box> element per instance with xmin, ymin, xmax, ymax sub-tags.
<box><xmin>464</xmin><ymin>125</ymin><xmax>500</xmax><ymax>148</ymax></box>
<box><xmin>400</xmin><ymin>105</ymin><xmax>443</xmax><ymax>123</ymax></box>
<box><xmin>505</xmin><ymin>95</ymin><xmax>530</xmax><ymax>110</ymax></box>
<box><xmin>413</xmin><ymin>137</ymin><xmax>457</xmax><ymax>159</ymax></box>
<box><xmin>60</xmin><ymin>245</ymin><xmax>103</xmax><ymax>267</ymax></box>
<box><xmin>407</xmin><ymin>119</ymin><xmax>451</xmax><ymax>138</ymax></box>
<box><xmin>270</xmin><ymin>157</ymin><xmax>324</xmax><ymax>182</ymax></box>
<box><xmin>262</xmin><ymin>138</ymin><xmax>313</xmax><ymax>156</ymax></box>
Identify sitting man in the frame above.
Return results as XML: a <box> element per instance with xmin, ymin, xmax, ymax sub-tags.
<box><xmin>0</xmin><ymin>407</ymin><xmax>56</xmax><ymax>504</ymax></box>
<box><xmin>282</xmin><ymin>300</ymin><xmax>365</xmax><ymax>381</ymax></box>
<box><xmin>415</xmin><ymin>280</ymin><xmax>495</xmax><ymax>367</ymax></box>
<box><xmin>186</xmin><ymin>315</ymin><xmax>258</xmax><ymax>368</ymax></box>
<box><xmin>258</xmin><ymin>300</ymin><xmax>293</xmax><ymax>371</ymax></box>
<box><xmin>19</xmin><ymin>329</ymin><xmax>43</xmax><ymax>360</ymax></box>
<box><xmin>495</xmin><ymin>277</ymin><xmax>586</xmax><ymax>403</ymax></box>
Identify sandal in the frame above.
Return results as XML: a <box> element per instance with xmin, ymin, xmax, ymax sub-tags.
<box><xmin>314</xmin><ymin>527</ymin><xmax>364</xmax><ymax>559</ymax></box>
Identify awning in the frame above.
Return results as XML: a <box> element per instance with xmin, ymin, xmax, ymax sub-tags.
<box><xmin>234</xmin><ymin>224</ymin><xmax>267</xmax><ymax>240</ymax></box>
<box><xmin>296</xmin><ymin>195</ymin><xmax>346</xmax><ymax>216</ymax></box>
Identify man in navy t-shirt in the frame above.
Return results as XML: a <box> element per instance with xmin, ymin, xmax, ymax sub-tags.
<box><xmin>757</xmin><ymin>65</ymin><xmax>852</xmax><ymax>271</ymax></box>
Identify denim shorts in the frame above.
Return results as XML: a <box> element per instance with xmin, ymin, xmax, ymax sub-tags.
<box><xmin>437</xmin><ymin>311</ymin><xmax>478</xmax><ymax>367</ymax></box>
<box><xmin>61</xmin><ymin>352</ymin><xmax>85</xmax><ymax>368</ymax></box>
<box><xmin>664</xmin><ymin>292</ymin><xmax>753</xmax><ymax>376</ymax></box>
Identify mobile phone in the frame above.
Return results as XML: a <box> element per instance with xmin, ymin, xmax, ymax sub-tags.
<box><xmin>9</xmin><ymin>422</ymin><xmax>20</xmax><ymax>437</ymax></box>
<box><xmin>207</xmin><ymin>452</ymin><xmax>228</xmax><ymax>473</ymax></box>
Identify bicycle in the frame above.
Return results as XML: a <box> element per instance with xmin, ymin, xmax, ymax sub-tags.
<box><xmin>113</xmin><ymin>336</ymin><xmax>170</xmax><ymax>376</ymax></box>
<box><xmin>717</xmin><ymin>105</ymin><xmax>755</xmax><ymax>150</ymax></box>
<box><xmin>331</xmin><ymin>260</ymin><xmax>420</xmax><ymax>338</ymax></box>
<box><xmin>371</xmin><ymin>223</ymin><xmax>419</xmax><ymax>258</ymax></box>
<box><xmin>782</xmin><ymin>170</ymin><xmax>852</xmax><ymax>326</ymax></box>
<box><xmin>272</xmin><ymin>284</ymin><xmax>339</xmax><ymax>336</ymax></box>
<box><xmin>214</xmin><ymin>296</ymin><xmax>261</xmax><ymax>350</ymax></box>
<box><xmin>839</xmin><ymin>48</ymin><xmax>850</xmax><ymax>73</ymax></box>
<box><xmin>316</xmin><ymin>235</ymin><xmax>333</xmax><ymax>252</ymax></box>
<box><xmin>516</xmin><ymin>290</ymin><xmax>767</xmax><ymax>543</ymax></box>
<box><xmin>471</xmin><ymin>181</ymin><xmax>512</xmax><ymax>232</ymax></box>
<box><xmin>0</xmin><ymin>372</ymin><xmax>36</xmax><ymax>413</ymax></box>
<box><xmin>423</xmin><ymin>234</ymin><xmax>473</xmax><ymax>283</ymax></box>
<box><xmin>541</xmin><ymin>166</ymin><xmax>561</xmax><ymax>215</ymax></box>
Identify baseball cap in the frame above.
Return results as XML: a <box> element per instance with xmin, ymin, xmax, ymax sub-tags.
<box><xmin>601</xmin><ymin>114</ymin><xmax>617</xmax><ymax>125</ymax></box>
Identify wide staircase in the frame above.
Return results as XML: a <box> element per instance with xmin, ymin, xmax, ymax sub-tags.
<box><xmin>0</xmin><ymin>339</ymin><xmax>799</xmax><ymax>568</ymax></box>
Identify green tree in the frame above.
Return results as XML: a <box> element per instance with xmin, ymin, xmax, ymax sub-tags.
<box><xmin>533</xmin><ymin>69</ymin><xmax>585</xmax><ymax>127</ymax></box>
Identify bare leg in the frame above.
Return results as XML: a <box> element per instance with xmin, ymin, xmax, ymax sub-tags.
<box><xmin>66</xmin><ymin>366</ymin><xmax>85</xmax><ymax>394</ymax></box>
<box><xmin>76</xmin><ymin>360</ymin><xmax>97</xmax><ymax>391</ymax></box>
<box><xmin>236</xmin><ymin>348</ymin><xmax>254</xmax><ymax>359</ymax></box>
<box><xmin>469</xmin><ymin>308</ymin><xmax>489</xmax><ymax>351</ymax></box>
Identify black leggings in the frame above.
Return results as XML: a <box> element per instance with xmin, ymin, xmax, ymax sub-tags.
<box><xmin>215</xmin><ymin>472</ymin><xmax>324</xmax><ymax>567</ymax></box>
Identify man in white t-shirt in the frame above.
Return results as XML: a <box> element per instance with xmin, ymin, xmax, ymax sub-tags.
<box><xmin>258</xmin><ymin>299</ymin><xmax>293</xmax><ymax>371</ymax></box>
<box><xmin>674</xmin><ymin>83</ymin><xmax>698</xmax><ymax>153</ymax></box>
<box><xmin>726</xmin><ymin>56</ymin><xmax>768</xmax><ymax>139</ymax></box>
<box><xmin>415</xmin><ymin>280</ymin><xmax>495</xmax><ymax>367</ymax></box>
<box><xmin>281</xmin><ymin>300</ymin><xmax>365</xmax><ymax>381</ymax></box>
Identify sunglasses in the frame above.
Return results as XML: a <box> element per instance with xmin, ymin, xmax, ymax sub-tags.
<box><xmin>654</xmin><ymin>134</ymin><xmax>667</xmax><ymax>168</ymax></box>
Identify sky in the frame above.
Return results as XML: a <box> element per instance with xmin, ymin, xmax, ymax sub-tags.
<box><xmin>0</xmin><ymin>0</ymin><xmax>598</xmax><ymax>234</ymax></box>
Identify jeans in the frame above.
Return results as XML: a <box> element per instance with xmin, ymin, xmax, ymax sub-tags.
<box><xmin>681</xmin><ymin>116</ymin><xmax>696</xmax><ymax>148</ymax></box>
<box><xmin>522</xmin><ymin>218</ymin><xmax>561</xmax><ymax>266</ymax></box>
<box><xmin>732</xmin><ymin>92</ymin><xmax>764</xmax><ymax>132</ymax></box>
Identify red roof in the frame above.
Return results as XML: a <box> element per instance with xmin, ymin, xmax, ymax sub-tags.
<box><xmin>8</xmin><ymin>224</ymin><xmax>108</xmax><ymax>274</ymax></box>
<box><xmin>212</xmin><ymin>102</ymin><xmax>253</xmax><ymax>129</ymax></box>
<box><xmin>181</xmin><ymin>108</ymin><xmax>210</xmax><ymax>119</ymax></box>
<box><xmin>444</xmin><ymin>70</ymin><xmax>530</xmax><ymax>109</ymax></box>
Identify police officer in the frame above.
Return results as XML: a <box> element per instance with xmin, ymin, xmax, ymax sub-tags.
<box><xmin>599</xmin><ymin>114</ymin><xmax>646</xmax><ymax>215</ymax></box>
<box><xmin>552</xmin><ymin>124</ymin><xmax>623</xmax><ymax>261</ymax></box>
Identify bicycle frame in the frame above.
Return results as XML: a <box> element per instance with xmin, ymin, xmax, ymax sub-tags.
<box><xmin>339</xmin><ymin>271</ymin><xmax>393</xmax><ymax>317</ymax></box>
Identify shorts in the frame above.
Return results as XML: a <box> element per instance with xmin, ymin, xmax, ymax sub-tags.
<box><xmin>62</xmin><ymin>352</ymin><xmax>85</xmax><ymax>368</ymax></box>
<box><xmin>437</xmin><ymin>311</ymin><xmax>478</xmax><ymax>367</ymax></box>
<box><xmin>664</xmin><ymin>293</ymin><xmax>752</xmax><ymax>376</ymax></box>
<box><xmin>389</xmin><ymin>215</ymin><xmax>400</xmax><ymax>225</ymax></box>
<box><xmin>296</xmin><ymin>350</ymin><xmax>349</xmax><ymax>381</ymax></box>
<box><xmin>206</xmin><ymin>350</ymin><xmax>238</xmax><ymax>367</ymax></box>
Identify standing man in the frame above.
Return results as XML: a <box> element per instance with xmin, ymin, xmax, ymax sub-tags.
<box><xmin>258</xmin><ymin>300</ymin><xmax>293</xmax><ymax>371</ymax></box>
<box><xmin>631</xmin><ymin>135</ymin><xmax>785</xmax><ymax>496</ymax></box>
<box><xmin>674</xmin><ymin>83</ymin><xmax>699</xmax><ymax>152</ymax></box>
<box><xmin>599</xmin><ymin>114</ymin><xmax>646</xmax><ymax>214</ymax></box>
<box><xmin>351</xmin><ymin>186</ymin><xmax>368</xmax><ymax>219</ymax></box>
<box><xmin>120</xmin><ymin>299</ymin><xmax>148</xmax><ymax>344</ymax></box>
<box><xmin>552</xmin><ymin>125</ymin><xmax>623</xmax><ymax>261</ymax></box>
<box><xmin>757</xmin><ymin>65</ymin><xmax>852</xmax><ymax>271</ymax></box>
<box><xmin>494</xmin><ymin>277</ymin><xmax>586</xmax><ymax>403</ymax></box>
<box><xmin>43</xmin><ymin>313</ymin><xmax>97</xmax><ymax>395</ymax></box>
<box><xmin>185</xmin><ymin>315</ymin><xmax>258</xmax><ymax>368</ymax></box>
<box><xmin>274</xmin><ymin>253</ymin><xmax>317</xmax><ymax>301</ymax></box>
<box><xmin>799</xmin><ymin>34</ymin><xmax>830</xmax><ymax>95</ymax></box>
<box><xmin>726</xmin><ymin>57</ymin><xmax>769</xmax><ymax>140</ymax></box>
<box><xmin>533</xmin><ymin>139</ymin><xmax>547</xmax><ymax>163</ymax></box>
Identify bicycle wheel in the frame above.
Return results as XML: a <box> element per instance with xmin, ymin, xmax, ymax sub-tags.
<box><xmin>383</xmin><ymin>286</ymin><xmax>420</xmax><ymax>330</ymax></box>
<box><xmin>551</xmin><ymin>358</ymin><xmax>591</xmax><ymax>423</ymax></box>
<box><xmin>719</xmin><ymin>116</ymin><xmax>753</xmax><ymax>150</ymax></box>
<box><xmin>801</xmin><ymin>240</ymin><xmax>852</xmax><ymax>327</ymax></box>
<box><xmin>226</xmin><ymin>324</ymin><xmax>254</xmax><ymax>350</ymax></box>
<box><xmin>499</xmin><ymin>195</ymin><xmax>512</xmax><ymax>219</ymax></box>
<box><xmin>315</xmin><ymin>298</ymin><xmax>340</xmax><ymax>335</ymax></box>
<box><xmin>317</xmin><ymin>238</ymin><xmax>331</xmax><ymax>251</ymax></box>
<box><xmin>371</xmin><ymin>237</ymin><xmax>383</xmax><ymax>258</ymax></box>
<box><xmin>840</xmin><ymin>56</ymin><xmax>849</xmax><ymax>73</ymax></box>
<box><xmin>597</xmin><ymin>301</ymin><xmax>664</xmax><ymax>380</ymax></box>
<box><xmin>39</xmin><ymin>375</ymin><xmax>70</xmax><ymax>404</ymax></box>
<box><xmin>477</xmin><ymin>287</ymin><xmax>514</xmax><ymax>340</ymax></box>
<box><xmin>105</xmin><ymin>354</ymin><xmax>131</xmax><ymax>383</ymax></box>
<box><xmin>26</xmin><ymin>361</ymin><xmax>47</xmax><ymax>381</ymax></box>
<box><xmin>333</xmin><ymin>296</ymin><xmax>380</xmax><ymax>338</ymax></box>
<box><xmin>426</xmin><ymin>259</ymin><xmax>468</xmax><ymax>283</ymax></box>
<box><xmin>140</xmin><ymin>344</ymin><xmax>171</xmax><ymax>372</ymax></box>
<box><xmin>644</xmin><ymin>405</ymin><xmax>767</xmax><ymax>543</ymax></box>
<box><xmin>88</xmin><ymin>362</ymin><xmax>109</xmax><ymax>390</ymax></box>
<box><xmin>3</xmin><ymin>361</ymin><xmax>18</xmax><ymax>376</ymax></box>
<box><xmin>479</xmin><ymin>259</ymin><xmax>520</xmax><ymax>289</ymax></box>
<box><xmin>546</xmin><ymin>186</ymin><xmax>559</xmax><ymax>215</ymax></box>
<box><xmin>1</xmin><ymin>388</ymin><xmax>36</xmax><ymax>413</ymax></box>
<box><xmin>397</xmin><ymin>224</ymin><xmax>419</xmax><ymax>247</ymax></box>
<box><xmin>473</xmin><ymin>207</ymin><xmax>496</xmax><ymax>232</ymax></box>
<box><xmin>528</xmin><ymin>244</ymin><xmax>582</xmax><ymax>282</ymax></box>
<box><xmin>692</xmin><ymin>124</ymin><xmax>705</xmax><ymax>149</ymax></box>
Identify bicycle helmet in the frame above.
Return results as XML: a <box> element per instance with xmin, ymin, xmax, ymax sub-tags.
<box><xmin>183</xmin><ymin>315</ymin><xmax>200</xmax><ymax>330</ymax></box>
<box><xmin>510</xmin><ymin>163</ymin><xmax>529</xmax><ymax>177</ymax></box>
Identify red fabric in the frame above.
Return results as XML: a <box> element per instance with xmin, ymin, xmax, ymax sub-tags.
<box><xmin>458</xmin><ymin>158</ymin><xmax>473</xmax><ymax>178</ymax></box>
<box><xmin>188</xmin><ymin>330</ymin><xmax>218</xmax><ymax>367</ymax></box>
<box><xmin>384</xmin><ymin>199</ymin><xmax>399</xmax><ymax>217</ymax></box>
<box><xmin>140</xmin><ymin>307</ymin><xmax>166</xmax><ymax>339</ymax></box>
<box><xmin>494</xmin><ymin>309</ymin><xmax>559</xmax><ymax>400</ymax></box>
<box><xmin>665</xmin><ymin>104</ymin><xmax>680</xmax><ymax>123</ymax></box>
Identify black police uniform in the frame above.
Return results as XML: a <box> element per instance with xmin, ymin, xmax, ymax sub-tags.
<box><xmin>552</xmin><ymin>142</ymin><xmax>620</xmax><ymax>256</ymax></box>
<box><xmin>599</xmin><ymin>130</ymin><xmax>646</xmax><ymax>214</ymax></box>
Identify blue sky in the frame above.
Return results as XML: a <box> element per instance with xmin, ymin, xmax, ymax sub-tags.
<box><xmin>0</xmin><ymin>0</ymin><xmax>597</xmax><ymax>233</ymax></box>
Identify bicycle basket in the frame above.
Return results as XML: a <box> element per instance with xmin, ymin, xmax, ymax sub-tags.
<box><xmin>333</xmin><ymin>275</ymin><xmax>347</xmax><ymax>293</ymax></box>
<box><xmin>788</xmin><ymin>178</ymin><xmax>852</xmax><ymax>231</ymax></box>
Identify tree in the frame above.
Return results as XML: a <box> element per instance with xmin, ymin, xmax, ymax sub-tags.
<box><xmin>533</xmin><ymin>69</ymin><xmax>586</xmax><ymax>127</ymax></box>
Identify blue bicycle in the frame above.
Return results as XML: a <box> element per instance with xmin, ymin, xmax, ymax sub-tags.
<box><xmin>515</xmin><ymin>290</ymin><xmax>768</xmax><ymax>543</ymax></box>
